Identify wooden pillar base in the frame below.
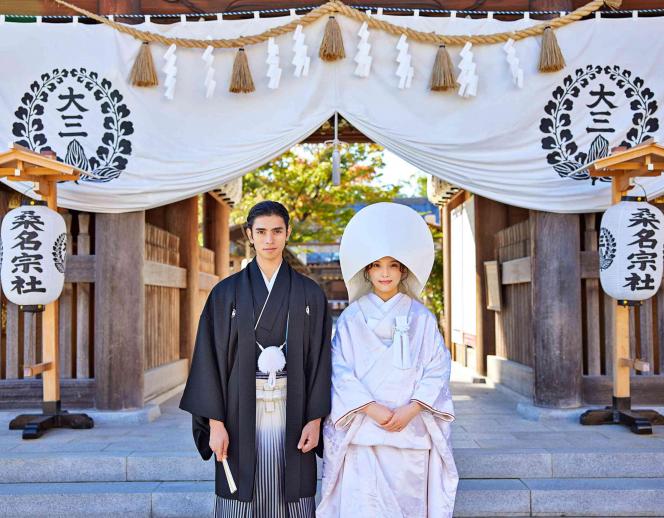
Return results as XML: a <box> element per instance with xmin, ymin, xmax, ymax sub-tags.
<box><xmin>580</xmin><ymin>397</ymin><xmax>664</xmax><ymax>435</ymax></box>
<box><xmin>8</xmin><ymin>400</ymin><xmax>94</xmax><ymax>440</ymax></box>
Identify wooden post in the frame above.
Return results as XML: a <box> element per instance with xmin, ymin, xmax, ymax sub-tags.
<box><xmin>166</xmin><ymin>197</ymin><xmax>199</xmax><ymax>361</ymax></box>
<box><xmin>441</xmin><ymin>203</ymin><xmax>452</xmax><ymax>350</ymax></box>
<box><xmin>584</xmin><ymin>213</ymin><xmax>602</xmax><ymax>376</ymax></box>
<box><xmin>76</xmin><ymin>213</ymin><xmax>91</xmax><ymax>379</ymax></box>
<box><xmin>611</xmin><ymin>178</ymin><xmax>632</xmax><ymax>404</ymax></box>
<box><xmin>206</xmin><ymin>195</ymin><xmax>231</xmax><ymax>280</ymax></box>
<box><xmin>530</xmin><ymin>210</ymin><xmax>583</xmax><ymax>408</ymax></box>
<box><xmin>58</xmin><ymin>213</ymin><xmax>73</xmax><ymax>379</ymax></box>
<box><xmin>94</xmin><ymin>211</ymin><xmax>145</xmax><ymax>409</ymax></box>
<box><xmin>474</xmin><ymin>196</ymin><xmax>507</xmax><ymax>376</ymax></box>
<box><xmin>41</xmin><ymin>183</ymin><xmax>60</xmax><ymax>409</ymax></box>
<box><xmin>218</xmin><ymin>202</ymin><xmax>231</xmax><ymax>280</ymax></box>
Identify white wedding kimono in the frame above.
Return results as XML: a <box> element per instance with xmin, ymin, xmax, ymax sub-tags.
<box><xmin>317</xmin><ymin>292</ymin><xmax>458</xmax><ymax>518</ymax></box>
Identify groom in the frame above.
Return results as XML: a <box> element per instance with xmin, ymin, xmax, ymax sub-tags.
<box><xmin>180</xmin><ymin>200</ymin><xmax>331</xmax><ymax>517</ymax></box>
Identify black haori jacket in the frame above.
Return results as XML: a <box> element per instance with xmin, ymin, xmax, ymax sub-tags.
<box><xmin>179</xmin><ymin>259</ymin><xmax>332</xmax><ymax>502</ymax></box>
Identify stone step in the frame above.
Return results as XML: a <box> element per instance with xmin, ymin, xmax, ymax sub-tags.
<box><xmin>2</xmin><ymin>448</ymin><xmax>664</xmax><ymax>484</ymax></box>
<box><xmin>1</xmin><ymin>478</ymin><xmax>663</xmax><ymax>517</ymax></box>
<box><xmin>0</xmin><ymin>481</ymin><xmax>214</xmax><ymax>518</ymax></box>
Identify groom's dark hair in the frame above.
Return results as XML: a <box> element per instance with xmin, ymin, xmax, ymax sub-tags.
<box><xmin>246</xmin><ymin>200</ymin><xmax>290</xmax><ymax>230</ymax></box>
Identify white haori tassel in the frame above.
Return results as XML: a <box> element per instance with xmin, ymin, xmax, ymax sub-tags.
<box><xmin>257</xmin><ymin>345</ymin><xmax>286</xmax><ymax>388</ymax></box>
<box><xmin>392</xmin><ymin>315</ymin><xmax>412</xmax><ymax>369</ymax></box>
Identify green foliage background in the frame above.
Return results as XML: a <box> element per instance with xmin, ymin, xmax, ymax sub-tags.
<box><xmin>232</xmin><ymin>144</ymin><xmax>443</xmax><ymax>319</ymax></box>
<box><xmin>231</xmin><ymin>144</ymin><xmax>399</xmax><ymax>243</ymax></box>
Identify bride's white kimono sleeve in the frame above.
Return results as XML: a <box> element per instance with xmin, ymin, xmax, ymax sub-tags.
<box><xmin>413</xmin><ymin>310</ymin><xmax>458</xmax><ymax>517</ymax></box>
<box><xmin>328</xmin><ymin>312</ymin><xmax>375</xmax><ymax>429</ymax></box>
<box><xmin>411</xmin><ymin>317</ymin><xmax>455</xmax><ymax>421</ymax></box>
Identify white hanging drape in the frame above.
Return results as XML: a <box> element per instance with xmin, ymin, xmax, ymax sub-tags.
<box><xmin>0</xmin><ymin>13</ymin><xmax>662</xmax><ymax>213</ymax></box>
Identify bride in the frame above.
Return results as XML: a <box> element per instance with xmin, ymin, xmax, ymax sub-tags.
<box><xmin>316</xmin><ymin>202</ymin><xmax>458</xmax><ymax>518</ymax></box>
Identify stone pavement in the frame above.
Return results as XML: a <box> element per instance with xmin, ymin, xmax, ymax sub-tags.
<box><xmin>0</xmin><ymin>362</ymin><xmax>663</xmax><ymax>517</ymax></box>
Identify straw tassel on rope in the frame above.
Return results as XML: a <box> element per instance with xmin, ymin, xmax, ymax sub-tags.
<box><xmin>229</xmin><ymin>48</ymin><xmax>255</xmax><ymax>93</ymax></box>
<box><xmin>430</xmin><ymin>45</ymin><xmax>456</xmax><ymax>91</ymax></box>
<box><xmin>319</xmin><ymin>16</ymin><xmax>345</xmax><ymax>62</ymax></box>
<box><xmin>130</xmin><ymin>41</ymin><xmax>159</xmax><ymax>87</ymax></box>
<box><xmin>538</xmin><ymin>26</ymin><xmax>566</xmax><ymax>72</ymax></box>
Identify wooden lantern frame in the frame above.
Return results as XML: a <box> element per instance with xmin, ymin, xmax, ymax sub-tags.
<box><xmin>579</xmin><ymin>139</ymin><xmax>664</xmax><ymax>434</ymax></box>
<box><xmin>0</xmin><ymin>143</ymin><xmax>94</xmax><ymax>439</ymax></box>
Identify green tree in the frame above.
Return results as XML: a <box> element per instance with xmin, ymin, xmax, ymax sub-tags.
<box><xmin>232</xmin><ymin>144</ymin><xmax>399</xmax><ymax>243</ymax></box>
<box><xmin>416</xmin><ymin>173</ymin><xmax>428</xmax><ymax>197</ymax></box>
<box><xmin>421</xmin><ymin>225</ymin><xmax>444</xmax><ymax>321</ymax></box>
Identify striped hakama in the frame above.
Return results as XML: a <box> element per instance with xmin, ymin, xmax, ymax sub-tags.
<box><xmin>214</xmin><ymin>376</ymin><xmax>316</xmax><ymax>518</ymax></box>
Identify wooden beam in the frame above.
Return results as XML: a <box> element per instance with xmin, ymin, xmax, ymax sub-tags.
<box><xmin>4</xmin><ymin>174</ymin><xmax>78</xmax><ymax>184</ymax></box>
<box><xmin>23</xmin><ymin>361</ymin><xmax>53</xmax><ymax>377</ymax></box>
<box><xmin>143</xmin><ymin>358</ymin><xmax>188</xmax><ymax>402</ymax></box>
<box><xmin>530</xmin><ymin>210</ymin><xmax>583</xmax><ymax>408</ymax></box>
<box><xmin>592</xmin><ymin>144</ymin><xmax>664</xmax><ymax>171</ymax></box>
<box><xmin>3</xmin><ymin>0</ymin><xmax>532</xmax><ymax>16</ymax></box>
<box><xmin>446</xmin><ymin>189</ymin><xmax>468</xmax><ymax>213</ymax></box>
<box><xmin>0</xmin><ymin>1</ymin><xmax>97</xmax><ymax>16</ymax></box>
<box><xmin>582</xmin><ymin>375</ymin><xmax>664</xmax><ymax>405</ymax></box>
<box><xmin>529</xmin><ymin>0</ymin><xmax>572</xmax><ymax>12</ymax></box>
<box><xmin>0</xmin><ymin>378</ymin><xmax>96</xmax><ymax>409</ymax></box>
<box><xmin>94</xmin><ymin>211</ymin><xmax>145</xmax><ymax>409</ymax></box>
<box><xmin>143</xmin><ymin>260</ymin><xmax>187</xmax><ymax>288</ymax></box>
<box><xmin>199</xmin><ymin>271</ymin><xmax>220</xmax><ymax>292</ymax></box>
<box><xmin>97</xmin><ymin>0</ymin><xmax>141</xmax><ymax>15</ymax></box>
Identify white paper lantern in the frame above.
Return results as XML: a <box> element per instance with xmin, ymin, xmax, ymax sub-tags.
<box><xmin>0</xmin><ymin>202</ymin><xmax>67</xmax><ymax>310</ymax></box>
<box><xmin>599</xmin><ymin>196</ymin><xmax>664</xmax><ymax>303</ymax></box>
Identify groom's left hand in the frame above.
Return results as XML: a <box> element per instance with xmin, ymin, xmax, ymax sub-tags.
<box><xmin>298</xmin><ymin>418</ymin><xmax>321</xmax><ymax>453</ymax></box>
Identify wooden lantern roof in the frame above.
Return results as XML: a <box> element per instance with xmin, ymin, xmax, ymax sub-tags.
<box><xmin>0</xmin><ymin>143</ymin><xmax>82</xmax><ymax>183</ymax></box>
<box><xmin>587</xmin><ymin>139</ymin><xmax>664</xmax><ymax>197</ymax></box>
<box><xmin>588</xmin><ymin>139</ymin><xmax>664</xmax><ymax>177</ymax></box>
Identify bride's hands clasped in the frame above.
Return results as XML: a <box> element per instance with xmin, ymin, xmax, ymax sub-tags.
<box><xmin>363</xmin><ymin>401</ymin><xmax>422</xmax><ymax>432</ymax></box>
<box><xmin>381</xmin><ymin>401</ymin><xmax>422</xmax><ymax>432</ymax></box>
<box><xmin>363</xmin><ymin>402</ymin><xmax>394</xmax><ymax>426</ymax></box>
